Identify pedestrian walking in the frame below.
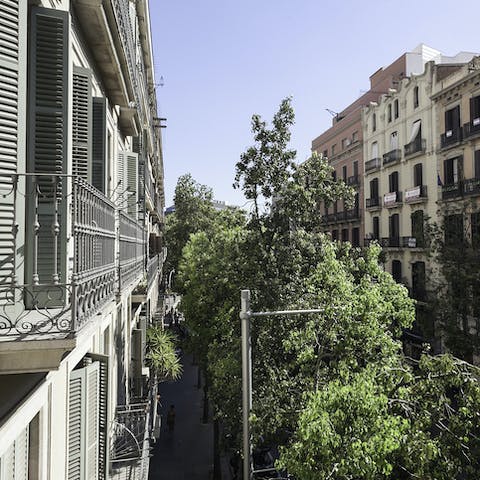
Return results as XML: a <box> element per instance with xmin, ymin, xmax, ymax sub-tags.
<box><xmin>166</xmin><ymin>404</ymin><xmax>176</xmax><ymax>433</ymax></box>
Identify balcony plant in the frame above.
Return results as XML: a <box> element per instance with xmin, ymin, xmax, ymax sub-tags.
<box><xmin>146</xmin><ymin>326</ymin><xmax>182</xmax><ymax>381</ymax></box>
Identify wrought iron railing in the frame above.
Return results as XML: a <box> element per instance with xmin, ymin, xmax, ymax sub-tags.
<box><xmin>382</xmin><ymin>149</ymin><xmax>402</xmax><ymax>166</ymax></box>
<box><xmin>442</xmin><ymin>182</ymin><xmax>463</xmax><ymax>200</ymax></box>
<box><xmin>463</xmin><ymin>121</ymin><xmax>480</xmax><ymax>139</ymax></box>
<box><xmin>441</xmin><ymin>127</ymin><xmax>463</xmax><ymax>148</ymax></box>
<box><xmin>404</xmin><ymin>138</ymin><xmax>426</xmax><ymax>157</ymax></box>
<box><xmin>405</xmin><ymin>185</ymin><xmax>427</xmax><ymax>202</ymax></box>
<box><xmin>366</xmin><ymin>196</ymin><xmax>380</xmax><ymax>208</ymax></box>
<box><xmin>111</xmin><ymin>402</ymin><xmax>151</xmax><ymax>479</ymax></box>
<box><xmin>0</xmin><ymin>174</ymin><xmax>147</xmax><ymax>338</ymax></box>
<box><xmin>365</xmin><ymin>158</ymin><xmax>381</xmax><ymax>173</ymax></box>
<box><xmin>119</xmin><ymin>210</ymin><xmax>146</xmax><ymax>288</ymax></box>
<box><xmin>463</xmin><ymin>177</ymin><xmax>480</xmax><ymax>196</ymax></box>
<box><xmin>147</xmin><ymin>255</ymin><xmax>160</xmax><ymax>288</ymax></box>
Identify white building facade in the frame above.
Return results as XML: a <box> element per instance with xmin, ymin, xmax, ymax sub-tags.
<box><xmin>0</xmin><ymin>1</ymin><xmax>165</xmax><ymax>479</ymax></box>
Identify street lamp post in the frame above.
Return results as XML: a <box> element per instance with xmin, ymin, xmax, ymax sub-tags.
<box><xmin>240</xmin><ymin>289</ymin><xmax>324</xmax><ymax>480</ymax></box>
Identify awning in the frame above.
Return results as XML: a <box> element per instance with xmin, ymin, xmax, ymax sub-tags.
<box><xmin>408</xmin><ymin>120</ymin><xmax>421</xmax><ymax>143</ymax></box>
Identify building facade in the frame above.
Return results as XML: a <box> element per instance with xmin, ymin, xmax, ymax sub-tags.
<box><xmin>0</xmin><ymin>1</ymin><xmax>165</xmax><ymax>479</ymax></box>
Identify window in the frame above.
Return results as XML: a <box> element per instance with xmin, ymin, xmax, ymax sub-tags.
<box><xmin>322</xmin><ymin>149</ymin><xmax>328</xmax><ymax>158</ymax></box>
<box><xmin>352</xmin><ymin>131</ymin><xmax>358</xmax><ymax>142</ymax></box>
<box><xmin>413</xmin><ymin>163</ymin><xmax>423</xmax><ymax>187</ymax></box>
<box><xmin>353</xmin><ymin>161</ymin><xmax>358</xmax><ymax>177</ymax></box>
<box><xmin>394</xmin><ymin>99</ymin><xmax>399</xmax><ymax>119</ymax></box>
<box><xmin>371</xmin><ymin>141</ymin><xmax>378</xmax><ymax>159</ymax></box>
<box><xmin>370</xmin><ymin>178</ymin><xmax>379</xmax><ymax>198</ymax></box>
<box><xmin>413</xmin><ymin>86</ymin><xmax>419</xmax><ymax>108</ymax></box>
<box><xmin>373</xmin><ymin>216</ymin><xmax>380</xmax><ymax>239</ymax></box>
<box><xmin>333</xmin><ymin>200</ymin><xmax>338</xmax><ymax>213</ymax></box>
<box><xmin>476</xmin><ymin>151</ymin><xmax>480</xmax><ymax>179</ymax></box>
<box><xmin>444</xmin><ymin>156</ymin><xmax>462</xmax><ymax>185</ymax></box>
<box><xmin>470</xmin><ymin>95</ymin><xmax>480</xmax><ymax>125</ymax></box>
<box><xmin>412</xmin><ymin>262</ymin><xmax>426</xmax><ymax>300</ymax></box>
<box><xmin>388</xmin><ymin>171</ymin><xmax>399</xmax><ymax>193</ymax></box>
<box><xmin>390</xmin><ymin>131</ymin><xmax>398</xmax><ymax>150</ymax></box>
<box><xmin>389</xmin><ymin>213</ymin><xmax>400</xmax><ymax>240</ymax></box>
<box><xmin>472</xmin><ymin>212</ymin><xmax>480</xmax><ymax>248</ymax></box>
<box><xmin>444</xmin><ymin>214</ymin><xmax>464</xmax><ymax>245</ymax></box>
<box><xmin>341</xmin><ymin>228</ymin><xmax>349</xmax><ymax>242</ymax></box>
<box><xmin>341</xmin><ymin>138</ymin><xmax>348</xmax><ymax>150</ymax></box>
<box><xmin>372</xmin><ymin>113</ymin><xmax>377</xmax><ymax>132</ymax></box>
<box><xmin>445</xmin><ymin>105</ymin><xmax>460</xmax><ymax>135</ymax></box>
<box><xmin>387</xmin><ymin>104</ymin><xmax>392</xmax><ymax>123</ymax></box>
<box><xmin>411</xmin><ymin>210</ymin><xmax>424</xmax><ymax>247</ymax></box>
<box><xmin>352</xmin><ymin>227</ymin><xmax>360</xmax><ymax>247</ymax></box>
<box><xmin>332</xmin><ymin>170</ymin><xmax>337</xmax><ymax>181</ymax></box>
<box><xmin>331</xmin><ymin>230</ymin><xmax>338</xmax><ymax>241</ymax></box>
<box><xmin>342</xmin><ymin>165</ymin><xmax>347</xmax><ymax>181</ymax></box>
<box><xmin>331</xmin><ymin>144</ymin><xmax>336</xmax><ymax>156</ymax></box>
<box><xmin>392</xmin><ymin>260</ymin><xmax>402</xmax><ymax>283</ymax></box>
<box><xmin>407</xmin><ymin>120</ymin><xmax>421</xmax><ymax>145</ymax></box>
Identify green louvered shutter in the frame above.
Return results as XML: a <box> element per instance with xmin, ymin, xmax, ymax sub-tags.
<box><xmin>88</xmin><ymin>354</ymin><xmax>109</xmax><ymax>480</ymax></box>
<box><xmin>68</xmin><ymin>368</ymin><xmax>85</xmax><ymax>480</ymax></box>
<box><xmin>92</xmin><ymin>97</ymin><xmax>106</xmax><ymax>193</ymax></box>
<box><xmin>72</xmin><ymin>67</ymin><xmax>92</xmax><ymax>182</ymax></box>
<box><xmin>126</xmin><ymin>152</ymin><xmax>138</xmax><ymax>218</ymax></box>
<box><xmin>68</xmin><ymin>361</ymin><xmax>100</xmax><ymax>480</ymax></box>
<box><xmin>27</xmin><ymin>7</ymin><xmax>68</xmax><ymax>287</ymax></box>
<box><xmin>0</xmin><ymin>0</ymin><xmax>20</xmax><ymax>291</ymax></box>
<box><xmin>0</xmin><ymin>426</ymin><xmax>29</xmax><ymax>480</ymax></box>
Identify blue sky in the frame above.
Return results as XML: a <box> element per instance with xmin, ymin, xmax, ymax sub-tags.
<box><xmin>149</xmin><ymin>0</ymin><xmax>480</xmax><ymax>207</ymax></box>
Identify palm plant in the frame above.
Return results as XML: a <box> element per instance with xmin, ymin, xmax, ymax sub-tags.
<box><xmin>146</xmin><ymin>326</ymin><xmax>182</xmax><ymax>381</ymax></box>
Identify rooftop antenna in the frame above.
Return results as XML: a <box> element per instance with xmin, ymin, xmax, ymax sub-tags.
<box><xmin>325</xmin><ymin>108</ymin><xmax>338</xmax><ymax>117</ymax></box>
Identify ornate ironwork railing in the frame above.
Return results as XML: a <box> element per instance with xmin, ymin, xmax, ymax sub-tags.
<box><xmin>0</xmin><ymin>174</ymin><xmax>145</xmax><ymax>338</ymax></box>
<box><xmin>147</xmin><ymin>255</ymin><xmax>160</xmax><ymax>288</ymax></box>
<box><xmin>111</xmin><ymin>401</ymin><xmax>151</xmax><ymax>480</ymax></box>
<box><xmin>119</xmin><ymin>210</ymin><xmax>146</xmax><ymax>288</ymax></box>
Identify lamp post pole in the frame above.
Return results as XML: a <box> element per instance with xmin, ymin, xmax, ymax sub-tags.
<box><xmin>240</xmin><ymin>290</ymin><xmax>252</xmax><ymax>480</ymax></box>
<box><xmin>240</xmin><ymin>289</ymin><xmax>324</xmax><ymax>480</ymax></box>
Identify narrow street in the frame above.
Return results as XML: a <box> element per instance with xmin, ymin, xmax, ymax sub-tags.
<box><xmin>149</xmin><ymin>354</ymin><xmax>214</xmax><ymax>479</ymax></box>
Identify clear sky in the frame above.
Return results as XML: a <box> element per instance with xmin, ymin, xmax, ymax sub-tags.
<box><xmin>149</xmin><ymin>0</ymin><xmax>479</xmax><ymax>208</ymax></box>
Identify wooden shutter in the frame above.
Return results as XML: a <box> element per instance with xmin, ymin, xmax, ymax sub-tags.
<box><xmin>92</xmin><ymin>97</ymin><xmax>106</xmax><ymax>192</ymax></box>
<box><xmin>28</xmin><ymin>7</ymin><xmax>68</xmax><ymax>286</ymax></box>
<box><xmin>68</xmin><ymin>361</ymin><xmax>100</xmax><ymax>480</ymax></box>
<box><xmin>29</xmin><ymin>7</ymin><xmax>68</xmax><ymax>177</ymax></box>
<box><xmin>0</xmin><ymin>426</ymin><xmax>29</xmax><ymax>480</ymax></box>
<box><xmin>126</xmin><ymin>152</ymin><xmax>138</xmax><ymax>218</ymax></box>
<box><xmin>72</xmin><ymin>67</ymin><xmax>92</xmax><ymax>181</ymax></box>
<box><xmin>0</xmin><ymin>0</ymin><xmax>20</xmax><ymax>291</ymax></box>
<box><xmin>88</xmin><ymin>354</ymin><xmax>109</xmax><ymax>480</ymax></box>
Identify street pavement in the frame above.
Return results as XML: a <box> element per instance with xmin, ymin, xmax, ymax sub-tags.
<box><xmin>148</xmin><ymin>353</ymin><xmax>214</xmax><ymax>480</ymax></box>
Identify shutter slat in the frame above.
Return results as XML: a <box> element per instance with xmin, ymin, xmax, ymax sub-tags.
<box><xmin>92</xmin><ymin>97</ymin><xmax>106</xmax><ymax>192</ymax></box>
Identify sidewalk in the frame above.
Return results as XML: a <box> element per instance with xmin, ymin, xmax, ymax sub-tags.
<box><xmin>148</xmin><ymin>354</ymin><xmax>214</xmax><ymax>480</ymax></box>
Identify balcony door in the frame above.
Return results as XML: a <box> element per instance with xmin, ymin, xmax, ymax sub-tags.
<box><xmin>445</xmin><ymin>105</ymin><xmax>460</xmax><ymax>134</ymax></box>
<box><xmin>389</xmin><ymin>214</ymin><xmax>400</xmax><ymax>241</ymax></box>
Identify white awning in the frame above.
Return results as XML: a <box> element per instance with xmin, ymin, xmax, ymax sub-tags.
<box><xmin>408</xmin><ymin>120</ymin><xmax>421</xmax><ymax>143</ymax></box>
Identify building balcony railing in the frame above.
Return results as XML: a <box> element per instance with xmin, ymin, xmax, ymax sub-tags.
<box><xmin>0</xmin><ymin>174</ymin><xmax>150</xmax><ymax>339</ymax></box>
<box><xmin>463</xmin><ymin>177</ymin><xmax>480</xmax><ymax>196</ymax></box>
<box><xmin>366</xmin><ymin>196</ymin><xmax>381</xmax><ymax>209</ymax></box>
<box><xmin>404</xmin><ymin>138</ymin><xmax>426</xmax><ymax>157</ymax></box>
<box><xmin>147</xmin><ymin>254</ymin><xmax>160</xmax><ymax>289</ymax></box>
<box><xmin>347</xmin><ymin>175</ymin><xmax>360</xmax><ymax>186</ymax></box>
<box><xmin>440</xmin><ymin>127</ymin><xmax>463</xmax><ymax>148</ymax></box>
<box><xmin>382</xmin><ymin>149</ymin><xmax>402</xmax><ymax>166</ymax></box>
<box><xmin>380</xmin><ymin>237</ymin><xmax>401</xmax><ymax>248</ymax></box>
<box><xmin>111</xmin><ymin>401</ymin><xmax>151</xmax><ymax>477</ymax></box>
<box><xmin>463</xmin><ymin>120</ymin><xmax>480</xmax><ymax>139</ymax></box>
<box><xmin>384</xmin><ymin>191</ymin><xmax>402</xmax><ymax>207</ymax></box>
<box><xmin>365</xmin><ymin>158</ymin><xmax>381</xmax><ymax>173</ymax></box>
<box><xmin>442</xmin><ymin>182</ymin><xmax>463</xmax><ymax>200</ymax></box>
<box><xmin>405</xmin><ymin>185</ymin><xmax>428</xmax><ymax>203</ymax></box>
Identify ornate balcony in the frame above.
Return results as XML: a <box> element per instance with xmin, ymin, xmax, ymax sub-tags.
<box><xmin>463</xmin><ymin>120</ymin><xmax>480</xmax><ymax>140</ymax></box>
<box><xmin>347</xmin><ymin>175</ymin><xmax>359</xmax><ymax>186</ymax></box>
<box><xmin>365</xmin><ymin>158</ymin><xmax>381</xmax><ymax>173</ymax></box>
<box><xmin>380</xmin><ymin>237</ymin><xmax>400</xmax><ymax>248</ymax></box>
<box><xmin>463</xmin><ymin>177</ymin><xmax>480</xmax><ymax>196</ymax></box>
<box><xmin>440</xmin><ymin>127</ymin><xmax>463</xmax><ymax>149</ymax></box>
<box><xmin>442</xmin><ymin>182</ymin><xmax>463</xmax><ymax>200</ymax></box>
<box><xmin>384</xmin><ymin>191</ymin><xmax>402</xmax><ymax>207</ymax></box>
<box><xmin>382</xmin><ymin>149</ymin><xmax>402</xmax><ymax>166</ymax></box>
<box><xmin>0</xmin><ymin>174</ymin><xmax>148</xmax><ymax>356</ymax></box>
<box><xmin>111</xmin><ymin>402</ymin><xmax>151</xmax><ymax>480</ymax></box>
<box><xmin>366</xmin><ymin>197</ymin><xmax>381</xmax><ymax>209</ymax></box>
<box><xmin>405</xmin><ymin>185</ymin><xmax>427</xmax><ymax>203</ymax></box>
<box><xmin>404</xmin><ymin>138</ymin><xmax>426</xmax><ymax>157</ymax></box>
